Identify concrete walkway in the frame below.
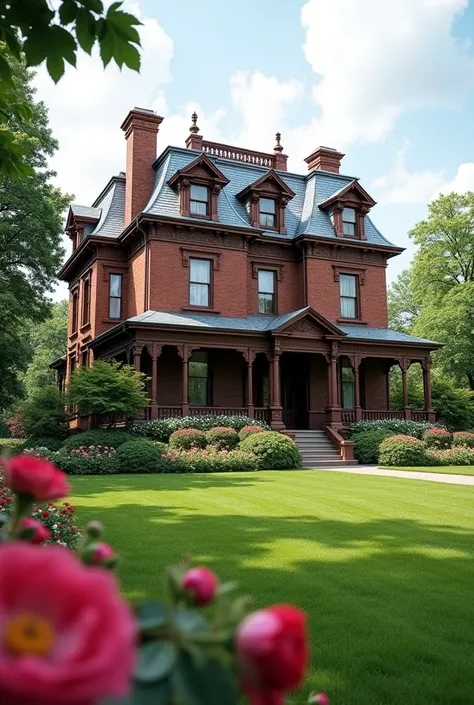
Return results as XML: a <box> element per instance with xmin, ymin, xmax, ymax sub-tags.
<box><xmin>318</xmin><ymin>465</ymin><xmax>474</xmax><ymax>486</ymax></box>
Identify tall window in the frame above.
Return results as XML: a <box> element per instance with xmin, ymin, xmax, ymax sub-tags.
<box><xmin>82</xmin><ymin>277</ymin><xmax>91</xmax><ymax>326</ymax></box>
<box><xmin>259</xmin><ymin>198</ymin><xmax>276</xmax><ymax>228</ymax></box>
<box><xmin>258</xmin><ymin>270</ymin><xmax>275</xmax><ymax>314</ymax></box>
<box><xmin>342</xmin><ymin>207</ymin><xmax>357</xmax><ymax>236</ymax></box>
<box><xmin>109</xmin><ymin>273</ymin><xmax>122</xmax><ymax>319</ymax></box>
<box><xmin>190</xmin><ymin>185</ymin><xmax>209</xmax><ymax>216</ymax></box>
<box><xmin>189</xmin><ymin>259</ymin><xmax>211</xmax><ymax>307</ymax></box>
<box><xmin>339</xmin><ymin>274</ymin><xmax>357</xmax><ymax>318</ymax></box>
<box><xmin>189</xmin><ymin>351</ymin><xmax>209</xmax><ymax>405</ymax></box>
<box><xmin>71</xmin><ymin>291</ymin><xmax>78</xmax><ymax>333</ymax></box>
<box><xmin>341</xmin><ymin>360</ymin><xmax>355</xmax><ymax>409</ymax></box>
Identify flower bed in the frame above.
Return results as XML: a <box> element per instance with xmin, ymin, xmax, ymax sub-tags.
<box><xmin>131</xmin><ymin>415</ymin><xmax>269</xmax><ymax>442</ymax></box>
<box><xmin>348</xmin><ymin>419</ymin><xmax>440</xmax><ymax>440</ymax></box>
<box><xmin>422</xmin><ymin>427</ymin><xmax>452</xmax><ymax>449</ymax></box>
<box><xmin>452</xmin><ymin>431</ymin><xmax>474</xmax><ymax>448</ymax></box>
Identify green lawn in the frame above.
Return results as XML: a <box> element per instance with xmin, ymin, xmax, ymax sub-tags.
<box><xmin>382</xmin><ymin>465</ymin><xmax>474</xmax><ymax>476</ymax></box>
<box><xmin>70</xmin><ymin>471</ymin><xmax>474</xmax><ymax>705</ymax></box>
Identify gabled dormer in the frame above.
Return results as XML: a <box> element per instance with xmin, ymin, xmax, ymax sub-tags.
<box><xmin>168</xmin><ymin>153</ymin><xmax>229</xmax><ymax>221</ymax></box>
<box><xmin>65</xmin><ymin>204</ymin><xmax>101</xmax><ymax>250</ymax></box>
<box><xmin>236</xmin><ymin>170</ymin><xmax>295</xmax><ymax>234</ymax></box>
<box><xmin>318</xmin><ymin>180</ymin><xmax>376</xmax><ymax>241</ymax></box>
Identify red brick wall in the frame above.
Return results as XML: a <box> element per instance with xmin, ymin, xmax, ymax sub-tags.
<box><xmin>306</xmin><ymin>257</ymin><xmax>388</xmax><ymax>327</ymax></box>
<box><xmin>362</xmin><ymin>358</ymin><xmax>389</xmax><ymax>409</ymax></box>
<box><xmin>128</xmin><ymin>248</ymin><xmax>145</xmax><ymax>317</ymax></box>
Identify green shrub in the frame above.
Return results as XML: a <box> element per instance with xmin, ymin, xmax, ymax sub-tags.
<box><xmin>152</xmin><ymin>441</ymin><xmax>168</xmax><ymax>455</ymax></box>
<box><xmin>25</xmin><ymin>436</ymin><xmax>64</xmax><ymax>451</ymax></box>
<box><xmin>61</xmin><ymin>430</ymin><xmax>135</xmax><ymax>452</ymax></box>
<box><xmin>353</xmin><ymin>430</ymin><xmax>394</xmax><ymax>464</ymax></box>
<box><xmin>238</xmin><ymin>425</ymin><xmax>264</xmax><ymax>441</ymax></box>
<box><xmin>165</xmin><ymin>447</ymin><xmax>258</xmax><ymax>473</ymax></box>
<box><xmin>452</xmin><ymin>431</ymin><xmax>474</xmax><ymax>448</ymax></box>
<box><xmin>205</xmin><ymin>426</ymin><xmax>239</xmax><ymax>449</ymax></box>
<box><xmin>116</xmin><ymin>440</ymin><xmax>164</xmax><ymax>473</ymax></box>
<box><xmin>379</xmin><ymin>434</ymin><xmax>427</xmax><ymax>466</ymax></box>
<box><xmin>422</xmin><ymin>428</ymin><xmax>452</xmax><ymax>449</ymax></box>
<box><xmin>239</xmin><ymin>431</ymin><xmax>301</xmax><ymax>470</ymax></box>
<box><xmin>348</xmin><ymin>419</ymin><xmax>438</xmax><ymax>439</ymax></box>
<box><xmin>427</xmin><ymin>447</ymin><xmax>474</xmax><ymax>466</ymax></box>
<box><xmin>0</xmin><ymin>438</ymin><xmax>26</xmax><ymax>454</ymax></box>
<box><xmin>51</xmin><ymin>447</ymin><xmax>120</xmax><ymax>475</ymax></box>
<box><xmin>131</xmin><ymin>415</ymin><xmax>269</xmax><ymax>442</ymax></box>
<box><xmin>20</xmin><ymin>386</ymin><xmax>68</xmax><ymax>440</ymax></box>
<box><xmin>169</xmin><ymin>429</ymin><xmax>207</xmax><ymax>450</ymax></box>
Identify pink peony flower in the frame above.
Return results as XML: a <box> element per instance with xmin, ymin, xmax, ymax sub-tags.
<box><xmin>19</xmin><ymin>518</ymin><xmax>51</xmax><ymax>545</ymax></box>
<box><xmin>92</xmin><ymin>542</ymin><xmax>115</xmax><ymax>563</ymax></box>
<box><xmin>181</xmin><ymin>566</ymin><xmax>219</xmax><ymax>606</ymax></box>
<box><xmin>236</xmin><ymin>604</ymin><xmax>308</xmax><ymax>705</ymax></box>
<box><xmin>0</xmin><ymin>542</ymin><xmax>135</xmax><ymax>705</ymax></box>
<box><xmin>2</xmin><ymin>456</ymin><xmax>70</xmax><ymax>502</ymax></box>
<box><xmin>309</xmin><ymin>694</ymin><xmax>329</xmax><ymax>705</ymax></box>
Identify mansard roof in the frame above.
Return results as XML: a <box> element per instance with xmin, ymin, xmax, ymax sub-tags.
<box><xmin>168</xmin><ymin>152</ymin><xmax>230</xmax><ymax>189</ymax></box>
<box><xmin>70</xmin><ymin>147</ymin><xmax>398</xmax><ymax>249</ymax></box>
<box><xmin>235</xmin><ymin>169</ymin><xmax>296</xmax><ymax>201</ymax></box>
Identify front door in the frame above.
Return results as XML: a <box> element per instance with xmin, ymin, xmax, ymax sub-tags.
<box><xmin>281</xmin><ymin>355</ymin><xmax>309</xmax><ymax>429</ymax></box>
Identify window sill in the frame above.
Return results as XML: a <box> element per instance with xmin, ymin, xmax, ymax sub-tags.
<box><xmin>102</xmin><ymin>317</ymin><xmax>123</xmax><ymax>324</ymax></box>
<box><xmin>181</xmin><ymin>306</ymin><xmax>220</xmax><ymax>314</ymax></box>
<box><xmin>337</xmin><ymin>318</ymin><xmax>368</xmax><ymax>325</ymax></box>
<box><xmin>69</xmin><ymin>331</ymin><xmax>78</xmax><ymax>341</ymax></box>
<box><xmin>80</xmin><ymin>322</ymin><xmax>91</xmax><ymax>333</ymax></box>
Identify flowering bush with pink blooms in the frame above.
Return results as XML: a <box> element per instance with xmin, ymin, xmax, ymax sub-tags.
<box><xmin>169</xmin><ymin>428</ymin><xmax>207</xmax><ymax>450</ymax></box>
<box><xmin>161</xmin><ymin>446</ymin><xmax>258</xmax><ymax>473</ymax></box>
<box><xmin>0</xmin><ymin>454</ymin><xmax>323</xmax><ymax>705</ymax></box>
<box><xmin>452</xmin><ymin>431</ymin><xmax>474</xmax><ymax>448</ymax></box>
<box><xmin>51</xmin><ymin>445</ymin><xmax>120</xmax><ymax>475</ymax></box>
<box><xmin>205</xmin><ymin>426</ymin><xmax>239</xmax><ymax>449</ymax></box>
<box><xmin>239</xmin><ymin>425</ymin><xmax>265</xmax><ymax>441</ymax></box>
<box><xmin>427</xmin><ymin>446</ymin><xmax>474</xmax><ymax>466</ymax></box>
<box><xmin>422</xmin><ymin>427</ymin><xmax>452</xmax><ymax>449</ymax></box>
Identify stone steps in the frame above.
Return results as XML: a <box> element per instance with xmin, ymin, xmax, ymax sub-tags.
<box><xmin>288</xmin><ymin>429</ymin><xmax>358</xmax><ymax>469</ymax></box>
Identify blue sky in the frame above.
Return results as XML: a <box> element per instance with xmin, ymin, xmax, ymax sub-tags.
<box><xmin>35</xmin><ymin>0</ymin><xmax>474</xmax><ymax>297</ymax></box>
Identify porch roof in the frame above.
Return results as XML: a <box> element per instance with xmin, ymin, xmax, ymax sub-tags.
<box><xmin>125</xmin><ymin>309</ymin><xmax>442</xmax><ymax>346</ymax></box>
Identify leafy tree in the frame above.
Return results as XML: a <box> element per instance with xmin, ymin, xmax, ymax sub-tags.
<box><xmin>0</xmin><ymin>58</ymin><xmax>71</xmax><ymax>412</ymax></box>
<box><xmin>20</xmin><ymin>386</ymin><xmax>68</xmax><ymax>440</ymax></box>
<box><xmin>0</xmin><ymin>1</ymin><xmax>142</xmax><ymax>178</ymax></box>
<box><xmin>23</xmin><ymin>301</ymin><xmax>68</xmax><ymax>397</ymax></box>
<box><xmin>388</xmin><ymin>269</ymin><xmax>420</xmax><ymax>332</ymax></box>
<box><xmin>67</xmin><ymin>361</ymin><xmax>149</xmax><ymax>427</ymax></box>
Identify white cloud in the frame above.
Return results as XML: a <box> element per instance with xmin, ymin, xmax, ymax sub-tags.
<box><xmin>300</xmin><ymin>0</ymin><xmax>474</xmax><ymax>145</ymax></box>
<box><xmin>35</xmin><ymin>1</ymin><xmax>174</xmax><ymax>205</ymax></box>
<box><xmin>371</xmin><ymin>141</ymin><xmax>446</xmax><ymax>204</ymax></box>
<box><xmin>437</xmin><ymin>162</ymin><xmax>474</xmax><ymax>195</ymax></box>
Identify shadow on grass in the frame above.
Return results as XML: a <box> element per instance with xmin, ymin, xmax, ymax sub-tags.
<box><xmin>74</xmin><ymin>498</ymin><xmax>474</xmax><ymax>705</ymax></box>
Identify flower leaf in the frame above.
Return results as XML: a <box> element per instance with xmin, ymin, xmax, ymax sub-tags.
<box><xmin>136</xmin><ymin>600</ymin><xmax>169</xmax><ymax>632</ymax></box>
<box><xmin>172</xmin><ymin>651</ymin><xmax>238</xmax><ymax>705</ymax></box>
<box><xmin>135</xmin><ymin>642</ymin><xmax>177</xmax><ymax>684</ymax></box>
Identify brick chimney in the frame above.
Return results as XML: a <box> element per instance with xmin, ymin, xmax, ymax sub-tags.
<box><xmin>304</xmin><ymin>146</ymin><xmax>345</xmax><ymax>174</ymax></box>
<box><xmin>121</xmin><ymin>108</ymin><xmax>163</xmax><ymax>225</ymax></box>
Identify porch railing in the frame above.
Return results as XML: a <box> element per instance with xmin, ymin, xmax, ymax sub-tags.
<box><xmin>189</xmin><ymin>406</ymin><xmax>249</xmax><ymax>417</ymax></box>
<box><xmin>341</xmin><ymin>410</ymin><xmax>356</xmax><ymax>424</ymax></box>
<box><xmin>410</xmin><ymin>411</ymin><xmax>429</xmax><ymax>422</ymax></box>
<box><xmin>156</xmin><ymin>406</ymin><xmax>182</xmax><ymax>419</ymax></box>
<box><xmin>254</xmin><ymin>407</ymin><xmax>270</xmax><ymax>423</ymax></box>
<box><xmin>361</xmin><ymin>410</ymin><xmax>405</xmax><ymax>422</ymax></box>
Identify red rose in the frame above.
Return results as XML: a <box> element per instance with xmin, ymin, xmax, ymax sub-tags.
<box><xmin>236</xmin><ymin>605</ymin><xmax>308</xmax><ymax>705</ymax></box>
<box><xmin>181</xmin><ymin>566</ymin><xmax>219</xmax><ymax>606</ymax></box>
<box><xmin>19</xmin><ymin>518</ymin><xmax>51</xmax><ymax>545</ymax></box>
<box><xmin>42</xmin><ymin>511</ymin><xmax>50</xmax><ymax>518</ymax></box>
<box><xmin>2</xmin><ymin>456</ymin><xmax>70</xmax><ymax>502</ymax></box>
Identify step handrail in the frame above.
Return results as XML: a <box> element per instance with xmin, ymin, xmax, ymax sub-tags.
<box><xmin>325</xmin><ymin>426</ymin><xmax>355</xmax><ymax>462</ymax></box>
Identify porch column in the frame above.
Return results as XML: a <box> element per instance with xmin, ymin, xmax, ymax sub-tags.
<box><xmin>353</xmin><ymin>356</ymin><xmax>362</xmax><ymax>421</ymax></box>
<box><xmin>133</xmin><ymin>345</ymin><xmax>142</xmax><ymax>372</ymax></box>
<box><xmin>326</xmin><ymin>343</ymin><xmax>342</xmax><ymax>427</ymax></box>
<box><xmin>422</xmin><ymin>357</ymin><xmax>435</xmax><ymax>421</ymax></box>
<box><xmin>245</xmin><ymin>350</ymin><xmax>254</xmax><ymax>418</ymax></box>
<box><xmin>179</xmin><ymin>345</ymin><xmax>190</xmax><ymax>417</ymax></box>
<box><xmin>150</xmin><ymin>344</ymin><xmax>162</xmax><ymax>420</ymax></box>
<box><xmin>400</xmin><ymin>358</ymin><xmax>411</xmax><ymax>420</ymax></box>
<box><xmin>269</xmin><ymin>346</ymin><xmax>284</xmax><ymax>429</ymax></box>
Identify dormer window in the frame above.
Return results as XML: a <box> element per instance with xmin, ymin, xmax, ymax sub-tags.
<box><xmin>190</xmin><ymin>185</ymin><xmax>209</xmax><ymax>216</ymax></box>
<box><xmin>259</xmin><ymin>198</ymin><xmax>276</xmax><ymax>228</ymax></box>
<box><xmin>342</xmin><ymin>207</ymin><xmax>356</xmax><ymax>236</ymax></box>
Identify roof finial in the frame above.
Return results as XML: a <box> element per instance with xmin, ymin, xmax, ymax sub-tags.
<box><xmin>190</xmin><ymin>111</ymin><xmax>199</xmax><ymax>134</ymax></box>
<box><xmin>274</xmin><ymin>132</ymin><xmax>283</xmax><ymax>153</ymax></box>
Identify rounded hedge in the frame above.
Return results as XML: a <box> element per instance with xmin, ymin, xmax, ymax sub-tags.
<box><xmin>25</xmin><ymin>436</ymin><xmax>64</xmax><ymax>451</ymax></box>
<box><xmin>238</xmin><ymin>425</ymin><xmax>264</xmax><ymax>442</ymax></box>
<box><xmin>116</xmin><ymin>440</ymin><xmax>164</xmax><ymax>473</ymax></box>
<box><xmin>378</xmin><ymin>434</ymin><xmax>427</xmax><ymax>467</ymax></box>
<box><xmin>422</xmin><ymin>428</ymin><xmax>451</xmax><ymax>449</ymax></box>
<box><xmin>169</xmin><ymin>428</ymin><xmax>207</xmax><ymax>450</ymax></box>
<box><xmin>452</xmin><ymin>431</ymin><xmax>474</xmax><ymax>448</ymax></box>
<box><xmin>62</xmin><ymin>430</ymin><xmax>135</xmax><ymax>452</ymax></box>
<box><xmin>353</xmin><ymin>429</ymin><xmax>394</xmax><ymax>464</ymax></box>
<box><xmin>239</xmin><ymin>431</ymin><xmax>301</xmax><ymax>470</ymax></box>
<box><xmin>205</xmin><ymin>426</ymin><xmax>239</xmax><ymax>449</ymax></box>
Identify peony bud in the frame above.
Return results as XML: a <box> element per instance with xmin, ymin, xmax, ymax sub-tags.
<box><xmin>181</xmin><ymin>566</ymin><xmax>219</xmax><ymax>606</ymax></box>
<box><xmin>83</xmin><ymin>542</ymin><xmax>117</xmax><ymax>568</ymax></box>
<box><xmin>236</xmin><ymin>604</ymin><xmax>308</xmax><ymax>702</ymax></box>
<box><xmin>19</xmin><ymin>518</ymin><xmax>51</xmax><ymax>544</ymax></box>
<box><xmin>86</xmin><ymin>520</ymin><xmax>104</xmax><ymax>538</ymax></box>
<box><xmin>309</xmin><ymin>694</ymin><xmax>329</xmax><ymax>705</ymax></box>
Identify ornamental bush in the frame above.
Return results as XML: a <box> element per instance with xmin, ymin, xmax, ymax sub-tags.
<box><xmin>353</xmin><ymin>429</ymin><xmax>394</xmax><ymax>464</ymax></box>
<box><xmin>427</xmin><ymin>447</ymin><xmax>474</xmax><ymax>466</ymax></box>
<box><xmin>452</xmin><ymin>431</ymin><xmax>474</xmax><ymax>448</ymax></box>
<box><xmin>378</xmin><ymin>434</ymin><xmax>427</xmax><ymax>466</ymax></box>
<box><xmin>348</xmin><ymin>419</ymin><xmax>438</xmax><ymax>439</ymax></box>
<box><xmin>164</xmin><ymin>447</ymin><xmax>258</xmax><ymax>473</ymax></box>
<box><xmin>116</xmin><ymin>440</ymin><xmax>164</xmax><ymax>473</ymax></box>
<box><xmin>61</xmin><ymin>430</ymin><xmax>135</xmax><ymax>452</ymax></box>
<box><xmin>169</xmin><ymin>428</ymin><xmax>207</xmax><ymax>450</ymax></box>
<box><xmin>20</xmin><ymin>386</ymin><xmax>68</xmax><ymax>440</ymax></box>
<box><xmin>51</xmin><ymin>446</ymin><xmax>120</xmax><ymax>475</ymax></box>
<box><xmin>422</xmin><ymin>427</ymin><xmax>452</xmax><ymax>449</ymax></box>
<box><xmin>238</xmin><ymin>425</ymin><xmax>264</xmax><ymax>441</ymax></box>
<box><xmin>205</xmin><ymin>426</ymin><xmax>239</xmax><ymax>449</ymax></box>
<box><xmin>131</xmin><ymin>415</ymin><xmax>269</xmax><ymax>442</ymax></box>
<box><xmin>239</xmin><ymin>432</ymin><xmax>301</xmax><ymax>470</ymax></box>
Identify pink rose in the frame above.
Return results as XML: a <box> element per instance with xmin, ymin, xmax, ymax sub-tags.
<box><xmin>19</xmin><ymin>518</ymin><xmax>51</xmax><ymax>545</ymax></box>
<box><xmin>92</xmin><ymin>542</ymin><xmax>116</xmax><ymax>563</ymax></box>
<box><xmin>236</xmin><ymin>605</ymin><xmax>308</xmax><ymax>705</ymax></box>
<box><xmin>0</xmin><ymin>543</ymin><xmax>135</xmax><ymax>705</ymax></box>
<box><xmin>309</xmin><ymin>694</ymin><xmax>330</xmax><ymax>705</ymax></box>
<box><xmin>2</xmin><ymin>456</ymin><xmax>70</xmax><ymax>502</ymax></box>
<box><xmin>181</xmin><ymin>566</ymin><xmax>219</xmax><ymax>606</ymax></box>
